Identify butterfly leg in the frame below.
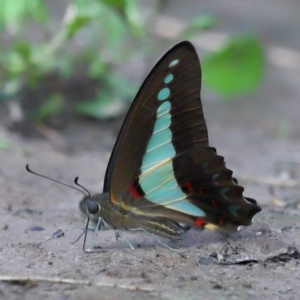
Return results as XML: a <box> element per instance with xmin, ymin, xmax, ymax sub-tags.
<box><xmin>91</xmin><ymin>217</ymin><xmax>102</xmax><ymax>248</ymax></box>
<box><xmin>115</xmin><ymin>230</ymin><xmax>158</xmax><ymax>264</ymax></box>
<box><xmin>71</xmin><ymin>230</ymin><xmax>85</xmax><ymax>244</ymax></box>
<box><xmin>115</xmin><ymin>230</ymin><xmax>136</xmax><ymax>250</ymax></box>
<box><xmin>70</xmin><ymin>217</ymin><xmax>103</xmax><ymax>247</ymax></box>
<box><xmin>129</xmin><ymin>228</ymin><xmax>184</xmax><ymax>253</ymax></box>
<box><xmin>115</xmin><ymin>230</ymin><xmax>120</xmax><ymax>240</ymax></box>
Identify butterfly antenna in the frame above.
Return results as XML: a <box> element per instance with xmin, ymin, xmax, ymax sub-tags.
<box><xmin>26</xmin><ymin>164</ymin><xmax>87</xmax><ymax>197</ymax></box>
<box><xmin>74</xmin><ymin>177</ymin><xmax>91</xmax><ymax>199</ymax></box>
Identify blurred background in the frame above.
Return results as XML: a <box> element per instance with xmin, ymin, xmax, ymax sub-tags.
<box><xmin>1</xmin><ymin>2</ymin><xmax>300</xmax><ymax>297</ymax></box>
<box><xmin>1</xmin><ymin>0</ymin><xmax>300</xmax><ymax>205</ymax></box>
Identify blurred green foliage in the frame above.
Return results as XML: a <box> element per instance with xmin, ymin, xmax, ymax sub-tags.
<box><xmin>37</xmin><ymin>93</ymin><xmax>64</xmax><ymax>123</ymax></box>
<box><xmin>202</xmin><ymin>36</ymin><xmax>264</xmax><ymax>97</ymax></box>
<box><xmin>0</xmin><ymin>0</ymin><xmax>265</xmax><ymax>122</ymax></box>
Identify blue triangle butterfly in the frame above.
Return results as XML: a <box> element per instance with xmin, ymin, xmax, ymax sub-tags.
<box><xmin>80</xmin><ymin>41</ymin><xmax>261</xmax><ymax>245</ymax></box>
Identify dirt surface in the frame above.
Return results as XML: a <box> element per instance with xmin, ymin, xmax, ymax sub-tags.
<box><xmin>1</xmin><ymin>1</ymin><xmax>300</xmax><ymax>299</ymax></box>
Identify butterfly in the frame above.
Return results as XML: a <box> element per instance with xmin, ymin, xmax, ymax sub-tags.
<box><xmin>80</xmin><ymin>41</ymin><xmax>261</xmax><ymax>246</ymax></box>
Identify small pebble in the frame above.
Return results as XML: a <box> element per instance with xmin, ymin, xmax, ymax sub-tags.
<box><xmin>29</xmin><ymin>226</ymin><xmax>45</xmax><ymax>231</ymax></box>
<box><xmin>281</xmin><ymin>226</ymin><xmax>293</xmax><ymax>232</ymax></box>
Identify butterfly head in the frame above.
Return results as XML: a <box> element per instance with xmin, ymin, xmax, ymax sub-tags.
<box><xmin>79</xmin><ymin>193</ymin><xmax>109</xmax><ymax>220</ymax></box>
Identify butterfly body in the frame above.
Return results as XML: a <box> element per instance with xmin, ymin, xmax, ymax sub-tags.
<box><xmin>80</xmin><ymin>41</ymin><xmax>261</xmax><ymax>241</ymax></box>
<box><xmin>80</xmin><ymin>194</ymin><xmax>186</xmax><ymax>239</ymax></box>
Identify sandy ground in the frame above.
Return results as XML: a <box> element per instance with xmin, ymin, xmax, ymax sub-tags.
<box><xmin>1</xmin><ymin>1</ymin><xmax>300</xmax><ymax>299</ymax></box>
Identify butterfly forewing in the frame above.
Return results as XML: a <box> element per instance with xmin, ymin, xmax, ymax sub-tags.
<box><xmin>104</xmin><ymin>41</ymin><xmax>261</xmax><ymax>230</ymax></box>
<box><xmin>105</xmin><ymin>42</ymin><xmax>207</xmax><ymax>201</ymax></box>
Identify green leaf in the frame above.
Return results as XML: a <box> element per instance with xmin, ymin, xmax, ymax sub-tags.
<box><xmin>27</xmin><ymin>0</ymin><xmax>48</xmax><ymax>23</ymax></box>
<box><xmin>97</xmin><ymin>4</ymin><xmax>127</xmax><ymax>53</ymax></box>
<box><xmin>37</xmin><ymin>93</ymin><xmax>64</xmax><ymax>122</ymax></box>
<box><xmin>7</xmin><ymin>51</ymin><xmax>27</xmax><ymax>74</ymax></box>
<box><xmin>124</xmin><ymin>0</ymin><xmax>144</xmax><ymax>36</ymax></box>
<box><xmin>202</xmin><ymin>36</ymin><xmax>264</xmax><ymax>97</ymax></box>
<box><xmin>88</xmin><ymin>59</ymin><xmax>108</xmax><ymax>78</ymax></box>
<box><xmin>64</xmin><ymin>14</ymin><xmax>93</xmax><ymax>39</ymax></box>
<box><xmin>13</xmin><ymin>41</ymin><xmax>31</xmax><ymax>61</ymax></box>
<box><xmin>2</xmin><ymin>0</ymin><xmax>27</xmax><ymax>29</ymax></box>
<box><xmin>0</xmin><ymin>0</ymin><xmax>48</xmax><ymax>31</ymax></box>
<box><xmin>101</xmin><ymin>0</ymin><xmax>125</xmax><ymax>10</ymax></box>
<box><xmin>73</xmin><ymin>0</ymin><xmax>87</xmax><ymax>9</ymax></box>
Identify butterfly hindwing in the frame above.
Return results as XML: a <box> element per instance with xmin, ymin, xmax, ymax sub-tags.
<box><xmin>174</xmin><ymin>147</ymin><xmax>260</xmax><ymax>228</ymax></box>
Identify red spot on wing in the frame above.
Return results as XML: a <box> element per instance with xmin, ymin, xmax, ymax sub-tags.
<box><xmin>128</xmin><ymin>183</ymin><xmax>141</xmax><ymax>200</ymax></box>
<box><xmin>211</xmin><ymin>199</ymin><xmax>217</xmax><ymax>207</ymax></box>
<box><xmin>194</xmin><ymin>218</ymin><xmax>206</xmax><ymax>227</ymax></box>
<box><xmin>185</xmin><ymin>182</ymin><xmax>192</xmax><ymax>189</ymax></box>
<box><xmin>219</xmin><ymin>219</ymin><xmax>224</xmax><ymax>225</ymax></box>
<box><xmin>183</xmin><ymin>182</ymin><xmax>193</xmax><ymax>193</ymax></box>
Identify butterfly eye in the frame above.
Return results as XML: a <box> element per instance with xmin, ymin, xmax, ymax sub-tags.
<box><xmin>87</xmin><ymin>200</ymin><xmax>100</xmax><ymax>215</ymax></box>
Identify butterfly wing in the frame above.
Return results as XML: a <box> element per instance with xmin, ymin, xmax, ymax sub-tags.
<box><xmin>172</xmin><ymin>146</ymin><xmax>261</xmax><ymax>229</ymax></box>
<box><xmin>104</xmin><ymin>41</ymin><xmax>261</xmax><ymax>230</ymax></box>
<box><xmin>104</xmin><ymin>41</ymin><xmax>206</xmax><ymax>198</ymax></box>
